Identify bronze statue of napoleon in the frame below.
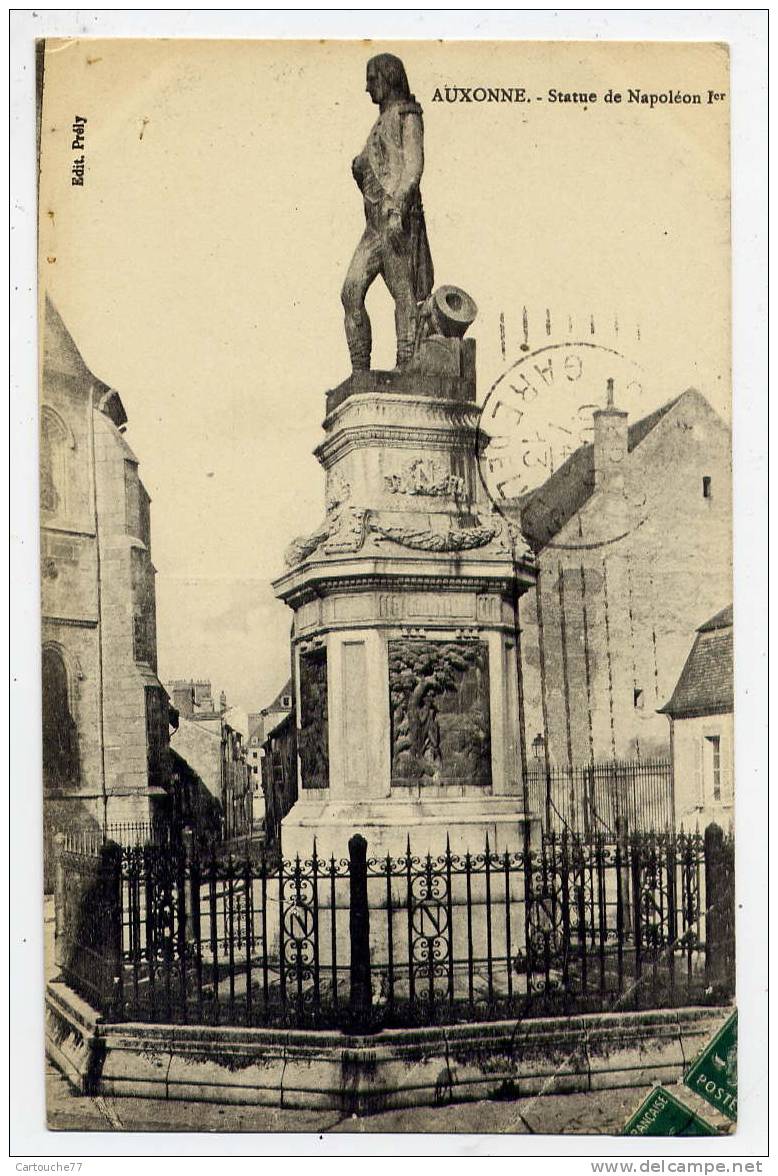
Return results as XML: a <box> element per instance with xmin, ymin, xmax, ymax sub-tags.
<box><xmin>341</xmin><ymin>54</ymin><xmax>434</xmax><ymax>372</ymax></box>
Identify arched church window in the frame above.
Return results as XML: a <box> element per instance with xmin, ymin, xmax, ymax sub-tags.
<box><xmin>40</xmin><ymin>407</ymin><xmax>70</xmax><ymax>516</ymax></box>
<box><xmin>42</xmin><ymin>645</ymin><xmax>80</xmax><ymax>790</ymax></box>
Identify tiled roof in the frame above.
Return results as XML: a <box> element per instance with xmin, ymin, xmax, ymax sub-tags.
<box><xmin>246</xmin><ymin>722</ymin><xmax>264</xmax><ymax>744</ymax></box>
<box><xmin>263</xmin><ymin>678</ymin><xmax>293</xmax><ymax>715</ymax></box>
<box><xmin>511</xmin><ymin>392</ymin><xmax>700</xmax><ymax>550</ymax></box>
<box><xmin>659</xmin><ymin>606</ymin><xmax>733</xmax><ymax>719</ymax></box>
<box><xmin>698</xmin><ymin>604</ymin><xmax>733</xmax><ymax>632</ymax></box>
<box><xmin>247</xmin><ymin>679</ymin><xmax>293</xmax><ymax>743</ymax></box>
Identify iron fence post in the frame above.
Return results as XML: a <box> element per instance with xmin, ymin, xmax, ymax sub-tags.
<box><xmin>53</xmin><ymin>832</ymin><xmax>66</xmax><ymax>972</ymax></box>
<box><xmin>181</xmin><ymin>828</ymin><xmax>195</xmax><ymax>943</ymax></box>
<box><xmin>615</xmin><ymin>762</ymin><xmax>633</xmax><ymax>934</ymax></box>
<box><xmin>348</xmin><ymin>833</ymin><xmax>372</xmax><ymax>1031</ymax></box>
<box><xmin>545</xmin><ymin>764</ymin><xmax>553</xmax><ymax>837</ymax></box>
<box><xmin>101</xmin><ymin>840</ymin><xmax>123</xmax><ymax>1021</ymax></box>
<box><xmin>704</xmin><ymin>822</ymin><xmax>735</xmax><ymax>996</ymax></box>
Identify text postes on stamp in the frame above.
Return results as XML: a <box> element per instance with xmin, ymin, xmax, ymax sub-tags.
<box><xmin>684</xmin><ymin>1009</ymin><xmax>738</xmax><ymax>1121</ymax></box>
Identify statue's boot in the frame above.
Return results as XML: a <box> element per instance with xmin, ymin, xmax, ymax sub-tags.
<box><xmin>394</xmin><ymin>300</ymin><xmax>418</xmax><ymax>370</ymax></box>
<box><xmin>344</xmin><ymin>308</ymin><xmax>372</xmax><ymax>372</ymax></box>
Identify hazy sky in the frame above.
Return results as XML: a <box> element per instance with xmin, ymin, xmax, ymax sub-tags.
<box><xmin>38</xmin><ymin>39</ymin><xmax>730</xmax><ymax>711</ymax></box>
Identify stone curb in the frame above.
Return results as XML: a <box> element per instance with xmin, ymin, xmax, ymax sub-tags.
<box><xmin>45</xmin><ymin>981</ymin><xmax>733</xmax><ymax>1113</ymax></box>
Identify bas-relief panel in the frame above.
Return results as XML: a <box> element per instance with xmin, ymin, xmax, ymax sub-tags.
<box><xmin>382</xmin><ymin>456</ymin><xmax>465</xmax><ymax>501</ymax></box>
<box><xmin>388</xmin><ymin>639</ymin><xmax>492</xmax><ymax>788</ymax></box>
<box><xmin>298</xmin><ymin>648</ymin><xmax>329</xmax><ymax>790</ymax></box>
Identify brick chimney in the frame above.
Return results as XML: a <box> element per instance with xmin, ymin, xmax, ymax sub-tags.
<box><xmin>593</xmin><ymin>378</ymin><xmax>629</xmax><ymax>491</ymax></box>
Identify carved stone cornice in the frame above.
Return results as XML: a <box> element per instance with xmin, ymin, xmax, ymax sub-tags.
<box><xmin>322</xmin><ymin>395</ymin><xmax>479</xmax><ymax>434</ymax></box>
<box><xmin>324</xmin><ymin>367</ymin><xmax>477</xmax><ymax>416</ymax></box>
<box><xmin>274</xmin><ymin>564</ymin><xmax>534</xmax><ymax>612</ymax></box>
<box><xmin>316</xmin><ymin>424</ymin><xmax>480</xmax><ymax>469</ymax></box>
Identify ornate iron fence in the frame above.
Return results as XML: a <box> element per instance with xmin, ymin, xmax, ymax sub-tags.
<box><xmin>55</xmin><ymin>825</ymin><xmax>734</xmax><ymax>1032</ymax></box>
<box><xmin>53</xmin><ymin>834</ymin><xmax>123</xmax><ymax>1014</ymax></box>
<box><xmin>104</xmin><ymin>819</ymin><xmax>171</xmax><ymax>847</ymax></box>
<box><xmin>525</xmin><ymin>758</ymin><xmax>674</xmax><ymax>837</ymax></box>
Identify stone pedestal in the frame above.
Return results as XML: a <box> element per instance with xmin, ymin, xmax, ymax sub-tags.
<box><xmin>273</xmin><ymin>347</ymin><xmax>539</xmax><ymax>859</ymax></box>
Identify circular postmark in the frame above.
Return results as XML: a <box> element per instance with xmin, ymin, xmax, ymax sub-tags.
<box><xmin>477</xmin><ymin>341</ymin><xmax>650</xmax><ymax>551</ymax></box>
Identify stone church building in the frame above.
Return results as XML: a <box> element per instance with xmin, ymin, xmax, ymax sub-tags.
<box><xmin>510</xmin><ymin>388</ymin><xmax>732</xmax><ymax>770</ymax></box>
<box><xmin>41</xmin><ymin>298</ymin><xmax>170</xmax><ymax>875</ymax></box>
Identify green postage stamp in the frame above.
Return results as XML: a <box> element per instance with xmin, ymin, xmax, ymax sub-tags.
<box><xmin>623</xmin><ymin>1087</ymin><xmax>718</xmax><ymax>1137</ymax></box>
<box><xmin>623</xmin><ymin>1010</ymin><xmax>737</xmax><ymax>1135</ymax></box>
<box><xmin>684</xmin><ymin>1010</ymin><xmax>738</xmax><ymax>1121</ymax></box>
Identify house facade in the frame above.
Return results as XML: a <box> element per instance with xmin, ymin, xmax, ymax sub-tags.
<box><xmin>510</xmin><ymin>388</ymin><xmax>732</xmax><ymax>771</ymax></box>
<box><xmin>659</xmin><ymin>605</ymin><xmax>734</xmax><ymax>831</ymax></box>
<box><xmin>246</xmin><ymin>681</ymin><xmax>294</xmax><ymax>821</ymax></box>
<box><xmin>169</xmin><ymin>711</ymin><xmax>253</xmax><ymax>840</ymax></box>
<box><xmin>261</xmin><ymin>709</ymin><xmax>297</xmax><ymax>851</ymax></box>
<box><xmin>167</xmin><ymin>678</ymin><xmax>226</xmax><ymax>719</ymax></box>
<box><xmin>246</xmin><ymin>713</ymin><xmax>265</xmax><ymax>797</ymax></box>
<box><xmin>41</xmin><ymin>298</ymin><xmax>170</xmax><ymax>874</ymax></box>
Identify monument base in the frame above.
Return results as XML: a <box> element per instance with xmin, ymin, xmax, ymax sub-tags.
<box><xmin>280</xmin><ymin>796</ymin><xmax>540</xmax><ymax>860</ymax></box>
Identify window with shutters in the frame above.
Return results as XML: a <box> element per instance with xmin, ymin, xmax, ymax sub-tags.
<box><xmin>703</xmin><ymin>734</ymin><xmax>722</xmax><ymax>802</ymax></box>
<box><xmin>693</xmin><ymin>736</ymin><xmax>703</xmax><ymax>807</ymax></box>
<box><xmin>719</xmin><ymin>731</ymin><xmax>733</xmax><ymax>804</ymax></box>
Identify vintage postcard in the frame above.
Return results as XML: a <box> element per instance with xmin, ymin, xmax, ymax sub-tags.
<box><xmin>35</xmin><ymin>35</ymin><xmax>740</xmax><ymax>1141</ymax></box>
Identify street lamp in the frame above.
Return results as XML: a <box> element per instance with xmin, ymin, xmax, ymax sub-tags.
<box><xmin>532</xmin><ymin>733</ymin><xmax>552</xmax><ymax>833</ymax></box>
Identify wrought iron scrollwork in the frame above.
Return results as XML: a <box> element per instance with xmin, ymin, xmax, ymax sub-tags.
<box><xmin>410</xmin><ymin>855</ymin><xmax>451</xmax><ymax>989</ymax></box>
<box><xmin>279</xmin><ymin>853</ymin><xmax>320</xmax><ymax>1020</ymax></box>
<box><xmin>65</xmin><ymin>824</ymin><xmax>723</xmax><ymax>1033</ymax></box>
<box><xmin>634</xmin><ymin>836</ymin><xmax>668</xmax><ymax>954</ymax></box>
<box><xmin>523</xmin><ymin>835</ymin><xmax>568</xmax><ymax>993</ymax></box>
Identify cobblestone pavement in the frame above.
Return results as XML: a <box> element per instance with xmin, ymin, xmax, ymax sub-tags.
<box><xmin>45</xmin><ymin>1063</ymin><xmax>653</xmax><ymax>1137</ymax></box>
